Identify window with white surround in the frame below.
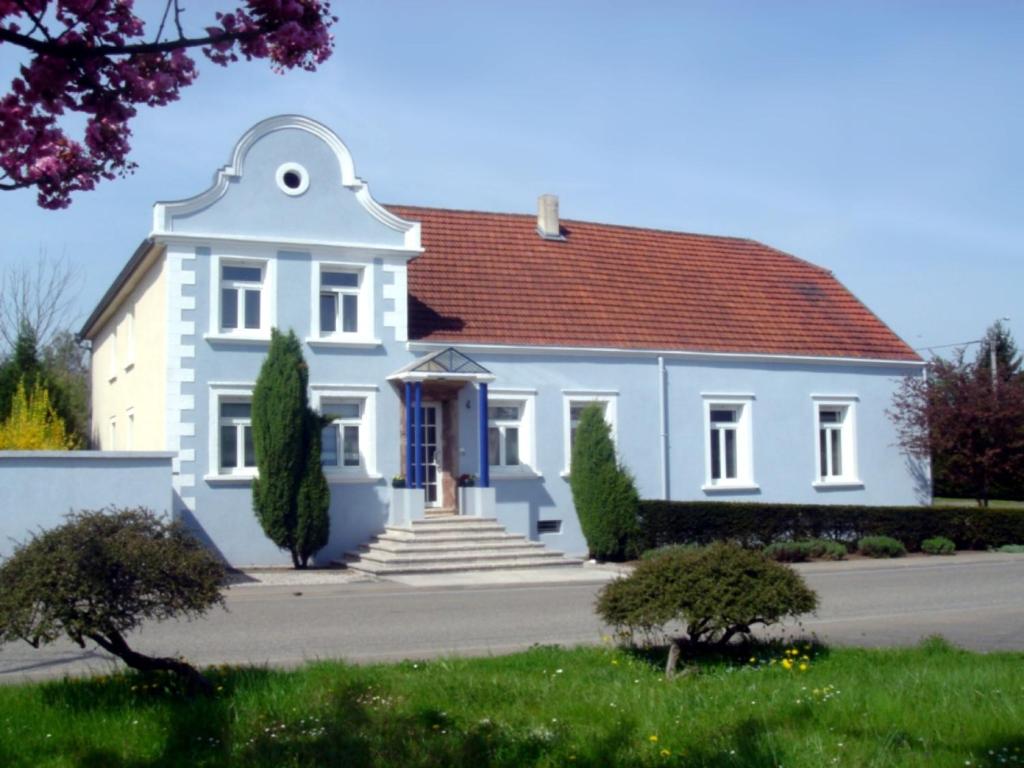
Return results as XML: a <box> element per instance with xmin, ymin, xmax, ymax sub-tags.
<box><xmin>218</xmin><ymin>399</ymin><xmax>256</xmax><ymax>475</ymax></box>
<box><xmin>126</xmin><ymin>408</ymin><xmax>134</xmax><ymax>450</ymax></box>
<box><xmin>813</xmin><ymin>396</ymin><xmax>860</xmax><ymax>486</ymax></box>
<box><xmin>108</xmin><ymin>417</ymin><xmax>116</xmax><ymax>450</ymax></box>
<box><xmin>219</xmin><ymin>262</ymin><xmax>264</xmax><ymax>333</ymax></box>
<box><xmin>319</xmin><ymin>267</ymin><xmax>360</xmax><ymax>336</ymax></box>
<box><xmin>702</xmin><ymin>395</ymin><xmax>756</xmax><ymax>490</ymax></box>
<box><xmin>563</xmin><ymin>391</ymin><xmax>618</xmax><ymax>474</ymax></box>
<box><xmin>311</xmin><ymin>385</ymin><xmax>379</xmax><ymax>480</ymax></box>
<box><xmin>310</xmin><ymin>261</ymin><xmax>375</xmax><ymax>344</ymax></box>
<box><xmin>487</xmin><ymin>391</ymin><xmax>538</xmax><ymax>477</ymax></box>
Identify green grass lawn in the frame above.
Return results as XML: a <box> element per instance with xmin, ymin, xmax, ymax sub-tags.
<box><xmin>934</xmin><ymin>497</ymin><xmax>1024</xmax><ymax>510</ymax></box>
<box><xmin>1</xmin><ymin>639</ymin><xmax>1022</xmax><ymax>767</ymax></box>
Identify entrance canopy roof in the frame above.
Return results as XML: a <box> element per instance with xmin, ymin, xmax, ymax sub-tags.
<box><xmin>387</xmin><ymin>347</ymin><xmax>494</xmax><ymax>383</ymax></box>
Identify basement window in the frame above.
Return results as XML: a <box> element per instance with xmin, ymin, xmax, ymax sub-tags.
<box><xmin>537</xmin><ymin>520</ymin><xmax>562</xmax><ymax>535</ymax></box>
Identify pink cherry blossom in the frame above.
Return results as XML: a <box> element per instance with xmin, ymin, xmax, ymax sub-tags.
<box><xmin>0</xmin><ymin>1</ymin><xmax>336</xmax><ymax>208</ymax></box>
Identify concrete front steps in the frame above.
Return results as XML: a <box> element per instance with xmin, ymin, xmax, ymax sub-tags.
<box><xmin>343</xmin><ymin>516</ymin><xmax>584</xmax><ymax>576</ymax></box>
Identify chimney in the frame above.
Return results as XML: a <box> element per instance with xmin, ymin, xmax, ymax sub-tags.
<box><xmin>537</xmin><ymin>193</ymin><xmax>563</xmax><ymax>240</ymax></box>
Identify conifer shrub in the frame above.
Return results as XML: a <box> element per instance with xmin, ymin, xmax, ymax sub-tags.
<box><xmin>569</xmin><ymin>404</ymin><xmax>639</xmax><ymax>561</ymax></box>
<box><xmin>0</xmin><ymin>508</ymin><xmax>224</xmax><ymax>693</ymax></box>
<box><xmin>857</xmin><ymin>535</ymin><xmax>907</xmax><ymax>558</ymax></box>
<box><xmin>251</xmin><ymin>329</ymin><xmax>329</xmax><ymax>568</ymax></box>
<box><xmin>921</xmin><ymin>536</ymin><xmax>955</xmax><ymax>555</ymax></box>
<box><xmin>0</xmin><ymin>378</ymin><xmax>71</xmax><ymax>449</ymax></box>
<box><xmin>597</xmin><ymin>542</ymin><xmax>818</xmax><ymax>676</ymax></box>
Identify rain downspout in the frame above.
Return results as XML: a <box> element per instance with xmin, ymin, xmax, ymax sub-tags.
<box><xmin>658</xmin><ymin>355</ymin><xmax>669</xmax><ymax>499</ymax></box>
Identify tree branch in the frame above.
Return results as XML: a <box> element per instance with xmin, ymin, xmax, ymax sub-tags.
<box><xmin>0</xmin><ymin>23</ymin><xmax>278</xmax><ymax>60</ymax></box>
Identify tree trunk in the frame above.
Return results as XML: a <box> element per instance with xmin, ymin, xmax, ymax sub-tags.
<box><xmin>290</xmin><ymin>548</ymin><xmax>302</xmax><ymax>569</ymax></box>
<box><xmin>665</xmin><ymin>639</ymin><xmax>682</xmax><ymax>679</ymax></box>
<box><xmin>87</xmin><ymin>631</ymin><xmax>212</xmax><ymax>695</ymax></box>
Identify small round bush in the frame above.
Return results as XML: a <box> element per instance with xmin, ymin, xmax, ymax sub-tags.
<box><xmin>763</xmin><ymin>541</ymin><xmax>813</xmax><ymax>562</ymax></box>
<box><xmin>0</xmin><ymin>508</ymin><xmax>225</xmax><ymax>691</ymax></box>
<box><xmin>858</xmin><ymin>535</ymin><xmax>907</xmax><ymax>558</ymax></box>
<box><xmin>596</xmin><ymin>541</ymin><xmax>818</xmax><ymax>675</ymax></box>
<box><xmin>995</xmin><ymin>544</ymin><xmax>1024</xmax><ymax>554</ymax></box>
<box><xmin>921</xmin><ymin>536</ymin><xmax>955</xmax><ymax>555</ymax></box>
<box><xmin>807</xmin><ymin>539</ymin><xmax>847</xmax><ymax>561</ymax></box>
<box><xmin>641</xmin><ymin>543</ymin><xmax>702</xmax><ymax>560</ymax></box>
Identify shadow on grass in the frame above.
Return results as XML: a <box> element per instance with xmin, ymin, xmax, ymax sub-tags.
<box><xmin>622</xmin><ymin>635</ymin><xmax>831</xmax><ymax>675</ymax></box>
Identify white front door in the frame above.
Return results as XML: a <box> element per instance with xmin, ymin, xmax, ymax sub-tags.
<box><xmin>423</xmin><ymin>403</ymin><xmax>444</xmax><ymax>507</ymax></box>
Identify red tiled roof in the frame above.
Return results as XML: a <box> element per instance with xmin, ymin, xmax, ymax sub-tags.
<box><xmin>389</xmin><ymin>205</ymin><xmax>919</xmax><ymax>362</ymax></box>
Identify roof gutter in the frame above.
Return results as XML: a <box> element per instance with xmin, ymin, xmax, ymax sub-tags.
<box><xmin>77</xmin><ymin>238</ymin><xmax>158</xmax><ymax>341</ymax></box>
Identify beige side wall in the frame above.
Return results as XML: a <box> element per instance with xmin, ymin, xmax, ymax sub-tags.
<box><xmin>90</xmin><ymin>255</ymin><xmax>166</xmax><ymax>449</ymax></box>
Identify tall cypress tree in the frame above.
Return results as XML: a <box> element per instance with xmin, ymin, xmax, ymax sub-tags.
<box><xmin>569</xmin><ymin>404</ymin><xmax>640</xmax><ymax>560</ymax></box>
<box><xmin>251</xmin><ymin>329</ymin><xmax>329</xmax><ymax>567</ymax></box>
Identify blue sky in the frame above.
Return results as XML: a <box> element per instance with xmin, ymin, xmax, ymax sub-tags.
<box><xmin>0</xmin><ymin>1</ymin><xmax>1020</xmax><ymax>355</ymax></box>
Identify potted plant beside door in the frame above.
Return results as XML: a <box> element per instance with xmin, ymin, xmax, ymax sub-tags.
<box><xmin>389</xmin><ymin>475</ymin><xmax>424</xmax><ymax>527</ymax></box>
<box><xmin>458</xmin><ymin>473</ymin><xmax>496</xmax><ymax>518</ymax></box>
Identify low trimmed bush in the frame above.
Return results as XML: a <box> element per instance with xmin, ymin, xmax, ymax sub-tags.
<box><xmin>994</xmin><ymin>544</ymin><xmax>1024</xmax><ymax>553</ymax></box>
<box><xmin>921</xmin><ymin>536</ymin><xmax>956</xmax><ymax>555</ymax></box>
<box><xmin>858</xmin><ymin>535</ymin><xmax>907</xmax><ymax>558</ymax></box>
<box><xmin>636</xmin><ymin>500</ymin><xmax>1024</xmax><ymax>552</ymax></box>
<box><xmin>764</xmin><ymin>539</ymin><xmax>847</xmax><ymax>562</ymax></box>
<box><xmin>596</xmin><ymin>541</ymin><xmax>818</xmax><ymax>676</ymax></box>
<box><xmin>640</xmin><ymin>543</ymin><xmax>702</xmax><ymax>560</ymax></box>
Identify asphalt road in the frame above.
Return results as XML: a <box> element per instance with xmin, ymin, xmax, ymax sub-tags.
<box><xmin>2</xmin><ymin>555</ymin><xmax>1022</xmax><ymax>682</ymax></box>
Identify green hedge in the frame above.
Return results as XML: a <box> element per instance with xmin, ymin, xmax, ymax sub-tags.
<box><xmin>636</xmin><ymin>500</ymin><xmax>1024</xmax><ymax>552</ymax></box>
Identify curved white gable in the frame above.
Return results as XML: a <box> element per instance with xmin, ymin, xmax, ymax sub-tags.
<box><xmin>152</xmin><ymin>115</ymin><xmax>420</xmax><ymax>251</ymax></box>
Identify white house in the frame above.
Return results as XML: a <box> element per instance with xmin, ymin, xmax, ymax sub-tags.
<box><xmin>79</xmin><ymin>115</ymin><xmax>926</xmax><ymax>567</ymax></box>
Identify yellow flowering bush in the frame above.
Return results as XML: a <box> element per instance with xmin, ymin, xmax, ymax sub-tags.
<box><xmin>0</xmin><ymin>378</ymin><xmax>72</xmax><ymax>450</ymax></box>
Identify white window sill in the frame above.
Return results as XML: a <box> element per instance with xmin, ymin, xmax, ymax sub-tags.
<box><xmin>324</xmin><ymin>472</ymin><xmax>383</xmax><ymax>484</ymax></box>
<box><xmin>306</xmin><ymin>336</ymin><xmax>383</xmax><ymax>349</ymax></box>
<box><xmin>559</xmin><ymin>469</ymin><xmax>571</xmax><ymax>479</ymax></box>
<box><xmin>702</xmin><ymin>482</ymin><xmax>760</xmax><ymax>493</ymax></box>
<box><xmin>490</xmin><ymin>469</ymin><xmax>542</xmax><ymax>481</ymax></box>
<box><xmin>204</xmin><ymin>332</ymin><xmax>271</xmax><ymax>345</ymax></box>
<box><xmin>812</xmin><ymin>479</ymin><xmax>865</xmax><ymax>490</ymax></box>
<box><xmin>204</xmin><ymin>472</ymin><xmax>257</xmax><ymax>485</ymax></box>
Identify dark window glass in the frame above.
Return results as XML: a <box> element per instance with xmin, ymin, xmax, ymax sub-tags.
<box><xmin>243</xmin><ymin>426</ymin><xmax>255</xmax><ymax>467</ymax></box>
<box><xmin>819</xmin><ymin>430</ymin><xmax>828</xmax><ymax>477</ymax></box>
<box><xmin>710</xmin><ymin>429</ymin><xmax>721</xmax><ymax>479</ymax></box>
<box><xmin>343</xmin><ymin>426</ymin><xmax>360</xmax><ymax>467</ymax></box>
<box><xmin>488</xmin><ymin>406</ymin><xmax>519</xmax><ymax>421</ymax></box>
<box><xmin>320</xmin><ymin>293</ymin><xmax>337</xmax><ymax>333</ymax></box>
<box><xmin>221</xmin><ymin>402</ymin><xmax>251</xmax><ymax>418</ymax></box>
<box><xmin>505</xmin><ymin>427</ymin><xmax>519</xmax><ymax>465</ymax></box>
<box><xmin>488</xmin><ymin>427</ymin><xmax>500</xmax><ymax>466</ymax></box>
<box><xmin>830</xmin><ymin>429</ymin><xmax>842</xmax><ymax>476</ymax></box>
<box><xmin>220</xmin><ymin>425</ymin><xmax>237</xmax><ymax>469</ymax></box>
<box><xmin>322</xmin><ymin>271</ymin><xmax>358</xmax><ymax>288</ymax></box>
<box><xmin>321</xmin><ymin>425</ymin><xmax>338</xmax><ymax>466</ymax></box>
<box><xmin>820</xmin><ymin>409</ymin><xmax>841</xmax><ymax>424</ymax></box>
<box><xmin>282</xmin><ymin>170</ymin><xmax>302</xmax><ymax>190</ymax></box>
<box><xmin>222</xmin><ymin>265</ymin><xmax>261</xmax><ymax>282</ymax></box>
<box><xmin>325</xmin><ymin>402</ymin><xmax>360</xmax><ymax>419</ymax></box>
<box><xmin>244</xmin><ymin>290</ymin><xmax>260</xmax><ymax>329</ymax></box>
<box><xmin>221</xmin><ymin>288</ymin><xmax>238</xmax><ymax>329</ymax></box>
<box><xmin>710</xmin><ymin>408</ymin><xmax>737</xmax><ymax>423</ymax></box>
<box><xmin>724</xmin><ymin>429</ymin><xmax>737</xmax><ymax>478</ymax></box>
<box><xmin>342</xmin><ymin>294</ymin><xmax>358</xmax><ymax>333</ymax></box>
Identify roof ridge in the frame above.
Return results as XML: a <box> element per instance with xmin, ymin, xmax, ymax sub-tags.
<box><xmin>385</xmin><ymin>202</ymin><xmax>757</xmax><ymax>245</ymax></box>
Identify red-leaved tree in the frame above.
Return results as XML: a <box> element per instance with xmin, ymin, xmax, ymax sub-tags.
<box><xmin>889</xmin><ymin>350</ymin><xmax>1024</xmax><ymax>506</ymax></box>
<box><xmin>0</xmin><ymin>1</ymin><xmax>336</xmax><ymax>209</ymax></box>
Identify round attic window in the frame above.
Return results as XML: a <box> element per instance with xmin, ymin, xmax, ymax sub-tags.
<box><xmin>275</xmin><ymin>162</ymin><xmax>309</xmax><ymax>196</ymax></box>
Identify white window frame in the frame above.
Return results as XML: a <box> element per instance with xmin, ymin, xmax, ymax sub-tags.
<box><xmin>561</xmin><ymin>390</ymin><xmax>619</xmax><ymax>476</ymax></box>
<box><xmin>206</xmin><ymin>383</ymin><xmax>257</xmax><ymax>482</ymax></box>
<box><xmin>701</xmin><ymin>394</ymin><xmax>757</xmax><ymax>492</ymax></box>
<box><xmin>206</xmin><ymin>252</ymin><xmax>276</xmax><ymax>343</ymax></box>
<box><xmin>487</xmin><ymin>389</ymin><xmax>538</xmax><ymax>479</ymax></box>
<box><xmin>310</xmin><ymin>384</ymin><xmax>380</xmax><ymax>482</ymax></box>
<box><xmin>308</xmin><ymin>259</ymin><xmax>377</xmax><ymax>346</ymax></box>
<box><xmin>812</xmin><ymin>395</ymin><xmax>862</xmax><ymax>488</ymax></box>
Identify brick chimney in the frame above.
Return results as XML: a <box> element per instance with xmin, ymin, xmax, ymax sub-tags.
<box><xmin>537</xmin><ymin>193</ymin><xmax>563</xmax><ymax>240</ymax></box>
